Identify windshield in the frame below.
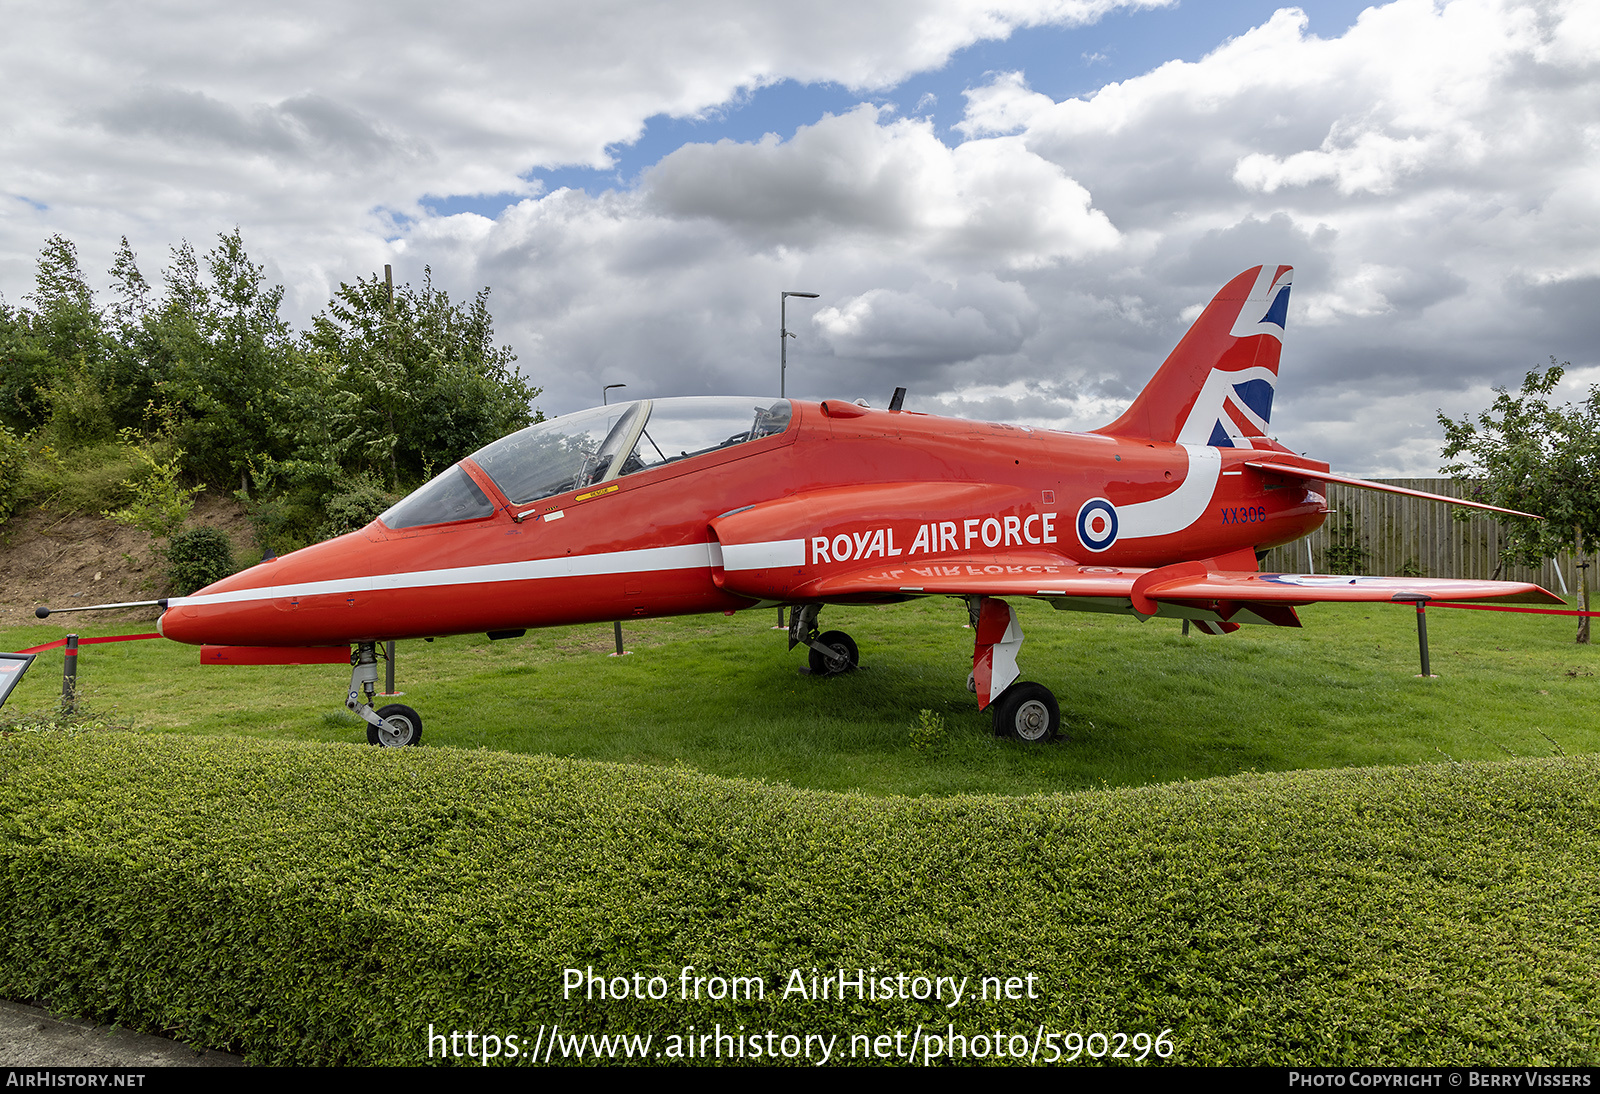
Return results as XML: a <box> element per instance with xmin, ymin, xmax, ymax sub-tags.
<box><xmin>469</xmin><ymin>403</ymin><xmax>644</xmax><ymax>505</ymax></box>
<box><xmin>378</xmin><ymin>465</ymin><xmax>494</xmax><ymax>530</ymax></box>
<box><xmin>471</xmin><ymin>397</ymin><xmax>792</xmax><ymax>507</ymax></box>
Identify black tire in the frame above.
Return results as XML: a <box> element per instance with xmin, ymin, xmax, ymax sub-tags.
<box><xmin>991</xmin><ymin>682</ymin><xmax>1060</xmax><ymax>743</ymax></box>
<box><xmin>369</xmin><ymin>703</ymin><xmax>423</xmax><ymax>747</ymax></box>
<box><xmin>808</xmin><ymin>630</ymin><xmax>859</xmax><ymax>676</ymax></box>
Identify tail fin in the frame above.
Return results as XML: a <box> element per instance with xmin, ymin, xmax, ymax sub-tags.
<box><xmin>1097</xmin><ymin>265</ymin><xmax>1293</xmax><ymax>448</ymax></box>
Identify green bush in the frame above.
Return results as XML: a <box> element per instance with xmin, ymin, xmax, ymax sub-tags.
<box><xmin>40</xmin><ymin>367</ymin><xmax>118</xmax><ymax>448</ymax></box>
<box><xmin>19</xmin><ymin>440</ymin><xmax>145</xmax><ymax>517</ymax></box>
<box><xmin>908</xmin><ymin>708</ymin><xmax>946</xmax><ymax>752</ymax></box>
<box><xmin>0</xmin><ymin>423</ymin><xmax>25</xmax><ymax>526</ymax></box>
<box><xmin>318</xmin><ymin>471</ymin><xmax>396</xmax><ymax>541</ymax></box>
<box><xmin>166</xmin><ymin>526</ymin><xmax>235</xmax><ymax>595</ymax></box>
<box><xmin>1</xmin><ymin>734</ymin><xmax>1596</xmax><ymax>1066</ymax></box>
<box><xmin>104</xmin><ymin>436</ymin><xmax>201</xmax><ymax>538</ymax></box>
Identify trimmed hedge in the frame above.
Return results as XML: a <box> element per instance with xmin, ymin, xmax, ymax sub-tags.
<box><xmin>0</xmin><ymin>732</ymin><xmax>1596</xmax><ymax>1065</ymax></box>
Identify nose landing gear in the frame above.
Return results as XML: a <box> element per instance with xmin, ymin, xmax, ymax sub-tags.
<box><xmin>348</xmin><ymin>642</ymin><xmax>424</xmax><ymax>747</ymax></box>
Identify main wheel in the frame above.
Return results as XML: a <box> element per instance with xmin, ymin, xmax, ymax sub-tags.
<box><xmin>991</xmin><ymin>682</ymin><xmax>1060</xmax><ymax>743</ymax></box>
<box><xmin>369</xmin><ymin>703</ymin><xmax>423</xmax><ymax>747</ymax></box>
<box><xmin>808</xmin><ymin>630</ymin><xmax>859</xmax><ymax>676</ymax></box>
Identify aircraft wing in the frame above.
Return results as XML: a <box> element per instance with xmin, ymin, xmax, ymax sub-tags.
<box><xmin>708</xmin><ymin>485</ymin><xmax>1563</xmax><ymax>631</ymax></box>
<box><xmin>778</xmin><ymin>555</ymin><xmax>1564</xmax><ymax>630</ymax></box>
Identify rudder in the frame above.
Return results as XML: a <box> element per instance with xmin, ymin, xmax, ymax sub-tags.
<box><xmin>1097</xmin><ymin>265</ymin><xmax>1293</xmax><ymax>448</ymax></box>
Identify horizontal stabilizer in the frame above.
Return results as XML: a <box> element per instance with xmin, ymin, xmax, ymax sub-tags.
<box><xmin>1246</xmin><ymin>461</ymin><xmax>1542</xmax><ymax>520</ymax></box>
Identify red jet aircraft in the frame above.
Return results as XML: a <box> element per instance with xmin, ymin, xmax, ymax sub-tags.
<box><xmin>150</xmin><ymin>265</ymin><xmax>1558</xmax><ymax>746</ymax></box>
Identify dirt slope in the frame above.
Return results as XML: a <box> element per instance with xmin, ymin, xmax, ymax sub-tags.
<box><xmin>0</xmin><ymin>494</ymin><xmax>253</xmax><ymax>630</ymax></box>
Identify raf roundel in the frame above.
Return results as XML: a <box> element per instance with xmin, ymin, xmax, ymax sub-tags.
<box><xmin>1076</xmin><ymin>497</ymin><xmax>1119</xmax><ymax>552</ymax></box>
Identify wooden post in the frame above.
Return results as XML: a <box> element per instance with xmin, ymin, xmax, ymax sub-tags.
<box><xmin>1577</xmin><ymin>525</ymin><xmax>1590</xmax><ymax>645</ymax></box>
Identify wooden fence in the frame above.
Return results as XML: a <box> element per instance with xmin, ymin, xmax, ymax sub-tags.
<box><xmin>1256</xmin><ymin>479</ymin><xmax>1577</xmax><ymax>594</ymax></box>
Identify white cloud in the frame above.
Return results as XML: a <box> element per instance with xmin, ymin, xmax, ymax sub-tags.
<box><xmin>0</xmin><ymin>0</ymin><xmax>1160</xmax><ymax>319</ymax></box>
<box><xmin>978</xmin><ymin>0</ymin><xmax>1600</xmax><ymax>471</ymax></box>
<box><xmin>813</xmin><ymin>277</ymin><xmax>1039</xmax><ymax>362</ymax></box>
<box><xmin>3</xmin><ymin>0</ymin><xmax>1598</xmax><ymax>479</ymax></box>
<box><xmin>644</xmin><ymin>105</ymin><xmax>1118</xmax><ymax>266</ymax></box>
<box><xmin>956</xmin><ymin>71</ymin><xmax>1058</xmax><ymax>137</ymax></box>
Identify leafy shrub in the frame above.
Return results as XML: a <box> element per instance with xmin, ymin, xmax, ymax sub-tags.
<box><xmin>166</xmin><ymin>526</ymin><xmax>235</xmax><ymax>595</ymax></box>
<box><xmin>1</xmin><ymin>736</ymin><xmax>1598</xmax><ymax>1065</ymax></box>
<box><xmin>1322</xmin><ymin>513</ymin><xmax>1369</xmax><ymax>575</ymax></box>
<box><xmin>104</xmin><ymin>435</ymin><xmax>202</xmax><ymax>538</ymax></box>
<box><xmin>40</xmin><ymin>367</ymin><xmax>117</xmax><ymax>448</ymax></box>
<box><xmin>318</xmin><ymin>471</ymin><xmax>396</xmax><ymax>541</ymax></box>
<box><xmin>909</xmin><ymin>708</ymin><xmax>947</xmax><ymax>752</ymax></box>
<box><xmin>0</xmin><ymin>424</ymin><xmax>24</xmax><ymax>526</ymax></box>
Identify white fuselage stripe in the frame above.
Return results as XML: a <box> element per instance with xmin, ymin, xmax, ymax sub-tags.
<box><xmin>167</xmin><ymin>543</ymin><xmax>717</xmax><ymax>609</ymax></box>
<box><xmin>1116</xmin><ymin>444</ymin><xmax>1222</xmax><ymax>540</ymax></box>
<box><xmin>721</xmin><ymin>538</ymin><xmax>805</xmax><ymax>571</ymax></box>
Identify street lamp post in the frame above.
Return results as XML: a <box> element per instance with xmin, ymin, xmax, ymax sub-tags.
<box><xmin>780</xmin><ymin>291</ymin><xmax>819</xmax><ymax>398</ymax></box>
<box><xmin>603</xmin><ymin>383</ymin><xmax>629</xmax><ymax>655</ymax></box>
<box><xmin>777</xmin><ymin>291</ymin><xmax>818</xmax><ymax>630</ymax></box>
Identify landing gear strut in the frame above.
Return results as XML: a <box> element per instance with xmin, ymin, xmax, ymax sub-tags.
<box><xmin>788</xmin><ymin>604</ymin><xmax>859</xmax><ymax>675</ymax></box>
<box><xmin>348</xmin><ymin>642</ymin><xmax>424</xmax><ymax>747</ymax></box>
<box><xmin>970</xmin><ymin>597</ymin><xmax>1061</xmax><ymax>743</ymax></box>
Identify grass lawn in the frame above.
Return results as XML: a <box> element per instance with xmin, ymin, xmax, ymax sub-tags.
<box><xmin>5</xmin><ymin>597</ymin><xmax>1593</xmax><ymax>796</ymax></box>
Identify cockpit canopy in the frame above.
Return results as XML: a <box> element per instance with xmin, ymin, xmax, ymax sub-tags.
<box><xmin>379</xmin><ymin>397</ymin><xmax>792</xmax><ymax>530</ymax></box>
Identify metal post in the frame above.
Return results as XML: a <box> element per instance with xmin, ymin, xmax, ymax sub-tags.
<box><xmin>603</xmin><ymin>384</ymin><xmax>630</xmax><ymax>655</ymax></box>
<box><xmin>1393</xmin><ymin>595</ymin><xmax>1434</xmax><ymax>677</ymax></box>
<box><xmin>1415</xmin><ymin>601</ymin><xmax>1432</xmax><ymax>677</ymax></box>
<box><xmin>61</xmin><ymin>634</ymin><xmax>78</xmax><ymax>713</ymax></box>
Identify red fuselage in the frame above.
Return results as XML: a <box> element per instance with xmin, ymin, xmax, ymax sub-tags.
<box><xmin>158</xmin><ymin>399</ymin><xmax>1328</xmax><ymax>648</ymax></box>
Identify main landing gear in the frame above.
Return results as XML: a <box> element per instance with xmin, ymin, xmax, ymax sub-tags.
<box><xmin>787</xmin><ymin>604</ymin><xmax>860</xmax><ymax>675</ymax></box>
<box><xmin>349</xmin><ymin>642</ymin><xmax>424</xmax><ymax>747</ymax></box>
<box><xmin>970</xmin><ymin>596</ymin><xmax>1062</xmax><ymax>743</ymax></box>
<box><xmin>787</xmin><ymin>597</ymin><xmax>1061</xmax><ymax>743</ymax></box>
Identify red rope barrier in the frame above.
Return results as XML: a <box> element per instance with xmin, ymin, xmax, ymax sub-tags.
<box><xmin>1428</xmin><ymin>603</ymin><xmax>1600</xmax><ymax>617</ymax></box>
<box><xmin>12</xmin><ymin>633</ymin><xmax>163</xmax><ymax>655</ymax></box>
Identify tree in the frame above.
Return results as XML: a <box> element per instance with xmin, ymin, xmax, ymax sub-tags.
<box><xmin>28</xmin><ymin>235</ymin><xmax>100</xmax><ymax>368</ymax></box>
<box><xmin>306</xmin><ymin>268</ymin><xmax>540</xmax><ymax>487</ymax></box>
<box><xmin>145</xmin><ymin>230</ymin><xmax>315</xmax><ymax>493</ymax></box>
<box><xmin>1438</xmin><ymin>360</ymin><xmax>1600</xmax><ymax>643</ymax></box>
<box><xmin>0</xmin><ymin>236</ymin><xmax>109</xmax><ymax>439</ymax></box>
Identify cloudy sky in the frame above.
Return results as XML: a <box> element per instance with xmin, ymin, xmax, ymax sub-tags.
<box><xmin>2</xmin><ymin>0</ymin><xmax>1595</xmax><ymax>474</ymax></box>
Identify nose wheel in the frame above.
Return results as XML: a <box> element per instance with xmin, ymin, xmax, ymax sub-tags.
<box><xmin>369</xmin><ymin>703</ymin><xmax>423</xmax><ymax>747</ymax></box>
<box><xmin>348</xmin><ymin>642</ymin><xmax>423</xmax><ymax>747</ymax></box>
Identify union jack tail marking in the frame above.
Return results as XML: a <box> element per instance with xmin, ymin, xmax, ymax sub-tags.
<box><xmin>1097</xmin><ymin>264</ymin><xmax>1293</xmax><ymax>450</ymax></box>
